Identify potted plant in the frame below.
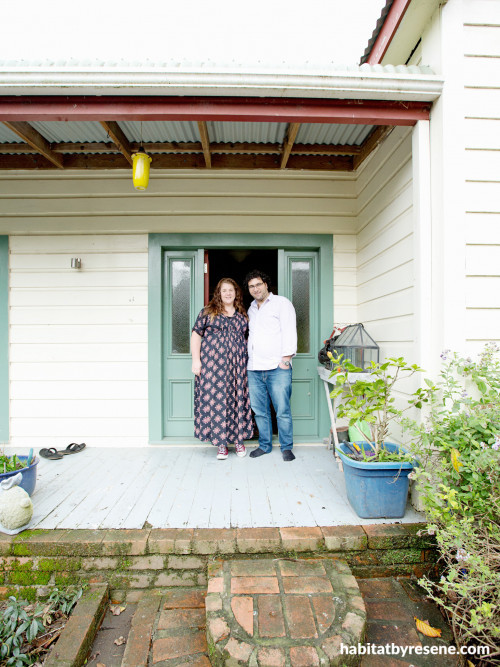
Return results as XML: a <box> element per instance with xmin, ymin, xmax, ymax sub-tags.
<box><xmin>329</xmin><ymin>354</ymin><xmax>427</xmax><ymax>518</ymax></box>
<box><xmin>0</xmin><ymin>449</ymin><xmax>38</xmax><ymax>497</ymax></box>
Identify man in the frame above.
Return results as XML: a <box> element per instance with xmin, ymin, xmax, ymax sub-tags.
<box><xmin>245</xmin><ymin>270</ymin><xmax>297</xmax><ymax>461</ymax></box>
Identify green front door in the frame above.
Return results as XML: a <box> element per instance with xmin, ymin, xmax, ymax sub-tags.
<box><xmin>161</xmin><ymin>249</ymin><xmax>204</xmax><ymax>437</ymax></box>
<box><xmin>279</xmin><ymin>250</ymin><xmax>319</xmax><ymax>438</ymax></box>
<box><xmin>148</xmin><ymin>234</ymin><xmax>333</xmax><ymax>443</ymax></box>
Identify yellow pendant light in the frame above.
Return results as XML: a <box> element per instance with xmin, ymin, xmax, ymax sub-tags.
<box><xmin>132</xmin><ymin>147</ymin><xmax>152</xmax><ymax>191</ymax></box>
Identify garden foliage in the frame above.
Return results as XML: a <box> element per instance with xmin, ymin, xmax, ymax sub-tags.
<box><xmin>0</xmin><ymin>585</ymin><xmax>84</xmax><ymax>666</ymax></box>
<box><xmin>408</xmin><ymin>344</ymin><xmax>500</xmax><ymax>664</ymax></box>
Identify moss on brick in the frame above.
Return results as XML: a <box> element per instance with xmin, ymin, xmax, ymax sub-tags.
<box><xmin>9</xmin><ymin>571</ymin><xmax>51</xmax><ymax>586</ymax></box>
<box><xmin>7</xmin><ymin>586</ymin><xmax>37</xmax><ymax>601</ymax></box>
<box><xmin>38</xmin><ymin>557</ymin><xmax>82</xmax><ymax>572</ymax></box>
<box><xmin>54</xmin><ymin>573</ymin><xmax>81</xmax><ymax>586</ymax></box>
<box><xmin>12</xmin><ymin>529</ymin><xmax>51</xmax><ymax>542</ymax></box>
<box><xmin>10</xmin><ymin>560</ymin><xmax>34</xmax><ymax>572</ymax></box>
<box><xmin>116</xmin><ymin>557</ymin><xmax>133</xmax><ymax>570</ymax></box>
<box><xmin>11</xmin><ymin>544</ymin><xmax>30</xmax><ymax>556</ymax></box>
<box><xmin>375</xmin><ymin>548</ymin><xmax>423</xmax><ymax>565</ymax></box>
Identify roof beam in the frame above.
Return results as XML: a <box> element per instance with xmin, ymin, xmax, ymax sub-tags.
<box><xmin>0</xmin><ymin>140</ymin><xmax>364</xmax><ymax>157</ymax></box>
<box><xmin>197</xmin><ymin>121</ymin><xmax>211</xmax><ymax>168</ymax></box>
<box><xmin>99</xmin><ymin>121</ymin><xmax>133</xmax><ymax>166</ymax></box>
<box><xmin>1</xmin><ymin>121</ymin><xmax>64</xmax><ymax>168</ymax></box>
<box><xmin>280</xmin><ymin>123</ymin><xmax>300</xmax><ymax>169</ymax></box>
<box><xmin>353</xmin><ymin>125</ymin><xmax>393</xmax><ymax>169</ymax></box>
<box><xmin>0</xmin><ymin>97</ymin><xmax>431</xmax><ymax>125</ymax></box>
<box><xmin>0</xmin><ymin>152</ymin><xmax>354</xmax><ymax>171</ymax></box>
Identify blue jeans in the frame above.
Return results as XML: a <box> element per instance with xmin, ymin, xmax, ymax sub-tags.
<box><xmin>247</xmin><ymin>367</ymin><xmax>293</xmax><ymax>452</ymax></box>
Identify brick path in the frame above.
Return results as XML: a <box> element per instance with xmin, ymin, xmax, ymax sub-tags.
<box><xmin>122</xmin><ymin>580</ymin><xmax>459</xmax><ymax>667</ymax></box>
<box><xmin>117</xmin><ymin>576</ymin><xmax>458</xmax><ymax>667</ymax></box>
<box><xmin>205</xmin><ymin>558</ymin><xmax>366</xmax><ymax>666</ymax></box>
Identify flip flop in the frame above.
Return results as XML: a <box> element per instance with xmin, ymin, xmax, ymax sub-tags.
<box><xmin>58</xmin><ymin>442</ymin><xmax>86</xmax><ymax>455</ymax></box>
<box><xmin>39</xmin><ymin>447</ymin><xmax>63</xmax><ymax>460</ymax></box>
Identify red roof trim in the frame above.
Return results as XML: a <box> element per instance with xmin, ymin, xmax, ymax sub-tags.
<box><xmin>366</xmin><ymin>0</ymin><xmax>412</xmax><ymax>65</ymax></box>
<box><xmin>0</xmin><ymin>96</ymin><xmax>430</xmax><ymax>125</ymax></box>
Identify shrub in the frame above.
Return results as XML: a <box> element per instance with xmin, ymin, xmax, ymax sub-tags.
<box><xmin>407</xmin><ymin>344</ymin><xmax>500</xmax><ymax>664</ymax></box>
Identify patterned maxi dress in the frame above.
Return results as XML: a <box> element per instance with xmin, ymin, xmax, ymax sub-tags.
<box><xmin>192</xmin><ymin>310</ymin><xmax>254</xmax><ymax>446</ymax></box>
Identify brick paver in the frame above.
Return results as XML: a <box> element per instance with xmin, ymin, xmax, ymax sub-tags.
<box><xmin>258</xmin><ymin>594</ymin><xmax>286</xmax><ymax>637</ymax></box>
<box><xmin>151</xmin><ymin>587</ymin><xmax>209</xmax><ymax>666</ymax></box>
<box><xmin>122</xmin><ymin>592</ymin><xmax>161</xmax><ymax>667</ymax></box>
<box><xmin>358</xmin><ymin>577</ymin><xmax>459</xmax><ymax>667</ymax></box>
<box><xmin>206</xmin><ymin>557</ymin><xmax>366</xmax><ymax>665</ymax></box>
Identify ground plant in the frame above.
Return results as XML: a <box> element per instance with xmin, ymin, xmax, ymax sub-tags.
<box><xmin>0</xmin><ymin>585</ymin><xmax>84</xmax><ymax>666</ymax></box>
<box><xmin>407</xmin><ymin>344</ymin><xmax>500</xmax><ymax>665</ymax></box>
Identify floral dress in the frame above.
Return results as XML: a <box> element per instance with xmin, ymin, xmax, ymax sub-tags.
<box><xmin>192</xmin><ymin>310</ymin><xmax>253</xmax><ymax>446</ymax></box>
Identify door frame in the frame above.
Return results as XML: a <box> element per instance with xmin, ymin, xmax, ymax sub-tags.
<box><xmin>148</xmin><ymin>233</ymin><xmax>333</xmax><ymax>443</ymax></box>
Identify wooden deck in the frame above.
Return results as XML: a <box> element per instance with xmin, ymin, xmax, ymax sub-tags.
<box><xmin>7</xmin><ymin>445</ymin><xmax>423</xmax><ymax>530</ymax></box>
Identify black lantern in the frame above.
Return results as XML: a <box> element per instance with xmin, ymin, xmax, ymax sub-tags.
<box><xmin>332</xmin><ymin>323</ymin><xmax>379</xmax><ymax>370</ymax></box>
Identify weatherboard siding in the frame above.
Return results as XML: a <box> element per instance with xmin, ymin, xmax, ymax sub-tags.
<box><xmin>355</xmin><ymin>127</ymin><xmax>415</xmax><ymax>362</ymax></box>
<box><xmin>9</xmin><ymin>234</ymin><xmax>149</xmax><ymax>447</ymax></box>
<box><xmin>3</xmin><ymin>172</ymin><xmax>358</xmax><ymax>446</ymax></box>
<box><xmin>0</xmin><ymin>171</ymin><xmax>357</xmax><ymax>235</ymax></box>
<box><xmin>463</xmin><ymin>0</ymin><xmax>500</xmax><ymax>349</ymax></box>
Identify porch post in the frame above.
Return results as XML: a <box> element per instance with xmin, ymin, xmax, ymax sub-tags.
<box><xmin>423</xmin><ymin>0</ymin><xmax>467</xmax><ymax>356</ymax></box>
<box><xmin>412</xmin><ymin>121</ymin><xmax>435</xmax><ymax>375</ymax></box>
<box><xmin>0</xmin><ymin>236</ymin><xmax>8</xmax><ymax>442</ymax></box>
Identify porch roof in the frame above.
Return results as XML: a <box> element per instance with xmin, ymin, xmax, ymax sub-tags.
<box><xmin>0</xmin><ymin>61</ymin><xmax>441</xmax><ymax>173</ymax></box>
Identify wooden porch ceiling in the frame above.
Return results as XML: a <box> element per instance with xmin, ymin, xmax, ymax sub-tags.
<box><xmin>0</xmin><ymin>96</ymin><xmax>431</xmax><ymax>172</ymax></box>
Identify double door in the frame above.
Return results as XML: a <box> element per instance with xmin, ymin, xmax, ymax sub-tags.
<box><xmin>149</xmin><ymin>234</ymin><xmax>333</xmax><ymax>443</ymax></box>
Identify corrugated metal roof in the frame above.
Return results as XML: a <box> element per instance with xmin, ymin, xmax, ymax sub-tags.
<box><xmin>29</xmin><ymin>121</ymin><xmax>109</xmax><ymax>143</ymax></box>
<box><xmin>0</xmin><ymin>120</ymin><xmax>382</xmax><ymax>149</ymax></box>
<box><xmin>360</xmin><ymin>0</ymin><xmax>394</xmax><ymax>65</ymax></box>
<box><xmin>119</xmin><ymin>121</ymin><xmax>200</xmax><ymax>143</ymax></box>
<box><xmin>208</xmin><ymin>122</ymin><xmax>288</xmax><ymax>144</ymax></box>
<box><xmin>0</xmin><ymin>125</ymin><xmax>23</xmax><ymax>142</ymax></box>
<box><xmin>296</xmin><ymin>123</ymin><xmax>372</xmax><ymax>145</ymax></box>
<box><xmin>0</xmin><ymin>58</ymin><xmax>431</xmax><ymax>75</ymax></box>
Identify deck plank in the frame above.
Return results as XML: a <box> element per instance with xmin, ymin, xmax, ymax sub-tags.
<box><xmin>5</xmin><ymin>446</ymin><xmax>424</xmax><ymax>529</ymax></box>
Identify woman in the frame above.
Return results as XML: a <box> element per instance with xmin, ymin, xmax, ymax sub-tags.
<box><xmin>191</xmin><ymin>278</ymin><xmax>253</xmax><ymax>459</ymax></box>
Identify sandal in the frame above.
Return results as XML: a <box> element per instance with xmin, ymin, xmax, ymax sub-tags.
<box><xmin>39</xmin><ymin>447</ymin><xmax>63</xmax><ymax>460</ymax></box>
<box><xmin>58</xmin><ymin>443</ymin><xmax>86</xmax><ymax>455</ymax></box>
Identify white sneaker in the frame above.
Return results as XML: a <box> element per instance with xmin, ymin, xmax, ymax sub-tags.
<box><xmin>235</xmin><ymin>443</ymin><xmax>247</xmax><ymax>458</ymax></box>
<box><xmin>217</xmin><ymin>444</ymin><xmax>229</xmax><ymax>460</ymax></box>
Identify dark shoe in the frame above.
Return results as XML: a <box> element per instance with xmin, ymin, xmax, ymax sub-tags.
<box><xmin>282</xmin><ymin>450</ymin><xmax>295</xmax><ymax>461</ymax></box>
<box><xmin>39</xmin><ymin>447</ymin><xmax>63</xmax><ymax>460</ymax></box>
<box><xmin>58</xmin><ymin>442</ymin><xmax>86</xmax><ymax>455</ymax></box>
<box><xmin>249</xmin><ymin>448</ymin><xmax>269</xmax><ymax>458</ymax></box>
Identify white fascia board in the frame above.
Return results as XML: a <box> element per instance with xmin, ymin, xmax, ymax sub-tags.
<box><xmin>0</xmin><ymin>70</ymin><xmax>443</xmax><ymax>102</ymax></box>
<box><xmin>382</xmin><ymin>0</ymin><xmax>443</xmax><ymax>66</ymax></box>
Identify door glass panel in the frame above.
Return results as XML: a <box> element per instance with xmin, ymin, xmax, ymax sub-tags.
<box><xmin>171</xmin><ymin>259</ymin><xmax>191</xmax><ymax>354</ymax></box>
<box><xmin>291</xmin><ymin>260</ymin><xmax>310</xmax><ymax>353</ymax></box>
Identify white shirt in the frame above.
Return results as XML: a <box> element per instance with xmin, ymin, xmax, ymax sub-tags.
<box><xmin>247</xmin><ymin>293</ymin><xmax>297</xmax><ymax>370</ymax></box>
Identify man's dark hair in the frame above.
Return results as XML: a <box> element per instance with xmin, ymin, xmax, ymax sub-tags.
<box><xmin>244</xmin><ymin>269</ymin><xmax>270</xmax><ymax>291</ymax></box>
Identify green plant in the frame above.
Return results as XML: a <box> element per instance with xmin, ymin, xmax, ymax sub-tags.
<box><xmin>0</xmin><ymin>454</ymin><xmax>26</xmax><ymax>476</ymax></box>
<box><xmin>407</xmin><ymin>344</ymin><xmax>500</xmax><ymax>663</ymax></box>
<box><xmin>0</xmin><ymin>585</ymin><xmax>85</xmax><ymax>666</ymax></box>
<box><xmin>329</xmin><ymin>354</ymin><xmax>427</xmax><ymax>460</ymax></box>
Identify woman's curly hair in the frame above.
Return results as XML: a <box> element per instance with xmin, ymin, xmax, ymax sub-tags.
<box><xmin>204</xmin><ymin>278</ymin><xmax>247</xmax><ymax>321</ymax></box>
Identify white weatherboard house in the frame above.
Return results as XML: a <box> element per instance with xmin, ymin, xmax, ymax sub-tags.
<box><xmin>0</xmin><ymin>0</ymin><xmax>498</xmax><ymax>452</ymax></box>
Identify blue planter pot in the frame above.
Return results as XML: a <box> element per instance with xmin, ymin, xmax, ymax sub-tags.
<box><xmin>337</xmin><ymin>442</ymin><xmax>415</xmax><ymax>519</ymax></box>
<box><xmin>0</xmin><ymin>456</ymin><xmax>39</xmax><ymax>496</ymax></box>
